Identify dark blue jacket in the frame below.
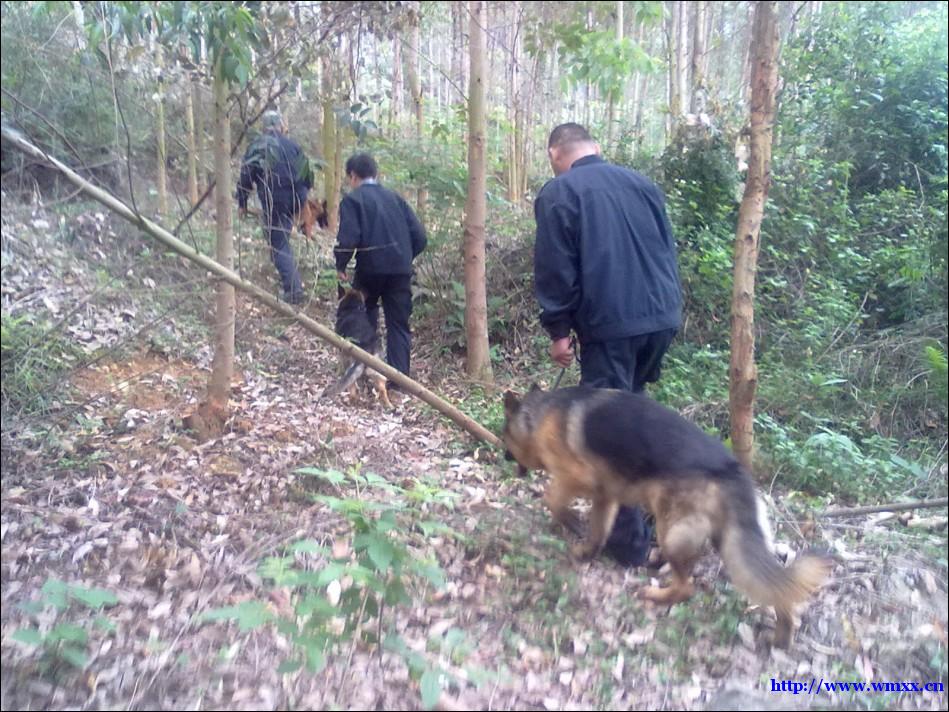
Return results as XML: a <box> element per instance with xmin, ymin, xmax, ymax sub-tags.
<box><xmin>335</xmin><ymin>182</ymin><xmax>427</xmax><ymax>276</ymax></box>
<box><xmin>533</xmin><ymin>155</ymin><xmax>682</xmax><ymax>343</ymax></box>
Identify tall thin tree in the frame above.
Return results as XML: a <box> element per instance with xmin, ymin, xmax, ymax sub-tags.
<box><xmin>463</xmin><ymin>0</ymin><xmax>493</xmax><ymax>383</ymax></box>
<box><xmin>729</xmin><ymin>1</ymin><xmax>780</xmax><ymax>470</ymax></box>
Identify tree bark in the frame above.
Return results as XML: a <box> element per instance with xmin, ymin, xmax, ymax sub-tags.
<box><xmin>208</xmin><ymin>64</ymin><xmax>235</xmax><ymax>413</ymax></box>
<box><xmin>155</xmin><ymin>45</ymin><xmax>168</xmax><ymax>216</ymax></box>
<box><xmin>677</xmin><ymin>0</ymin><xmax>690</xmax><ymax>119</ymax></box>
<box><xmin>322</xmin><ymin>53</ymin><xmax>340</xmax><ymax>233</ymax></box>
<box><xmin>729</xmin><ymin>1</ymin><xmax>780</xmax><ymax>471</ymax></box>
<box><xmin>405</xmin><ymin>1</ymin><xmax>426</xmax><ymax>217</ymax></box>
<box><xmin>192</xmin><ymin>79</ymin><xmax>208</xmax><ymax>197</ymax></box>
<box><xmin>607</xmin><ymin>0</ymin><xmax>624</xmax><ymax>150</ymax></box>
<box><xmin>390</xmin><ymin>35</ymin><xmax>403</xmax><ymax>131</ymax></box>
<box><xmin>463</xmin><ymin>0</ymin><xmax>492</xmax><ymax>383</ymax></box>
<box><xmin>186</xmin><ymin>74</ymin><xmax>200</xmax><ymax>206</ymax></box>
<box><xmin>690</xmin><ymin>0</ymin><xmax>708</xmax><ymax>114</ymax></box>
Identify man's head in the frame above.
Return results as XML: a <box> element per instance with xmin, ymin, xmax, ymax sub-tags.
<box><xmin>547</xmin><ymin>123</ymin><xmax>600</xmax><ymax>176</ymax></box>
<box><xmin>345</xmin><ymin>152</ymin><xmax>378</xmax><ymax>189</ymax></box>
<box><xmin>262</xmin><ymin>110</ymin><xmax>286</xmax><ymax>134</ymax></box>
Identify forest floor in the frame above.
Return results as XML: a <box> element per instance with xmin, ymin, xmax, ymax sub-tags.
<box><xmin>1</xmin><ymin>203</ymin><xmax>947</xmax><ymax>711</ymax></box>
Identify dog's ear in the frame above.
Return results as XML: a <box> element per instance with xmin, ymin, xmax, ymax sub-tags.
<box><xmin>529</xmin><ymin>382</ymin><xmax>542</xmax><ymax>394</ymax></box>
<box><xmin>337</xmin><ymin>283</ymin><xmax>346</xmax><ymax>300</ymax></box>
<box><xmin>503</xmin><ymin>390</ymin><xmax>521</xmax><ymax>416</ymax></box>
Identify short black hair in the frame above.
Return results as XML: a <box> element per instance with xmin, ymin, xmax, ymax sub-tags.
<box><xmin>345</xmin><ymin>153</ymin><xmax>378</xmax><ymax>179</ymax></box>
<box><xmin>548</xmin><ymin>123</ymin><xmax>594</xmax><ymax>149</ymax></box>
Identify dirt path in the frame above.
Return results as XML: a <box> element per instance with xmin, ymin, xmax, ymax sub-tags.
<box><xmin>2</xmin><ymin>209</ymin><xmax>946</xmax><ymax>710</ymax></box>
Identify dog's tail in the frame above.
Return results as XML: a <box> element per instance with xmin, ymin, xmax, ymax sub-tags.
<box><xmin>716</xmin><ymin>476</ymin><xmax>832</xmax><ymax>644</ymax></box>
<box><xmin>321</xmin><ymin>360</ymin><xmax>365</xmax><ymax>400</ymax></box>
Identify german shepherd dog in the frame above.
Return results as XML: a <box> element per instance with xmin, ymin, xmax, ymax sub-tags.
<box><xmin>296</xmin><ymin>197</ymin><xmax>328</xmax><ymax>239</ymax></box>
<box><xmin>502</xmin><ymin>385</ymin><xmax>831</xmax><ymax>648</ymax></box>
<box><xmin>321</xmin><ymin>286</ymin><xmax>393</xmax><ymax>409</ymax></box>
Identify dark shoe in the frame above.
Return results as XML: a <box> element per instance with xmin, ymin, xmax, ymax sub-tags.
<box><xmin>603</xmin><ymin>506</ymin><xmax>653</xmax><ymax>567</ymax></box>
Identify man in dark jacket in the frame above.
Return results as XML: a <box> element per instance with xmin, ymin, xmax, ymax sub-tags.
<box><xmin>237</xmin><ymin>110</ymin><xmax>313</xmax><ymax>305</ymax></box>
<box><xmin>534</xmin><ymin>123</ymin><xmax>683</xmax><ymax>567</ymax></box>
<box><xmin>335</xmin><ymin>153</ymin><xmax>427</xmax><ymax>378</ymax></box>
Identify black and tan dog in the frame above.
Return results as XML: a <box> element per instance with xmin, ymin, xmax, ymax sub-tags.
<box><xmin>321</xmin><ymin>286</ymin><xmax>393</xmax><ymax>409</ymax></box>
<box><xmin>502</xmin><ymin>385</ymin><xmax>831</xmax><ymax>648</ymax></box>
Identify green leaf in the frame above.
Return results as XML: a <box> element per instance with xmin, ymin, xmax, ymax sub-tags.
<box><xmin>201</xmin><ymin>601</ymin><xmax>274</xmax><ymax>631</ymax></box>
<box><xmin>294</xmin><ymin>467</ymin><xmax>346</xmax><ymax>485</ymax></box>
<box><xmin>316</xmin><ymin>562</ymin><xmax>346</xmax><ymax>587</ymax></box>
<box><xmin>12</xmin><ymin>628</ymin><xmax>43</xmax><ymax>646</ymax></box>
<box><xmin>420</xmin><ymin>668</ymin><xmax>442</xmax><ymax>710</ymax></box>
<box><xmin>277</xmin><ymin>659</ymin><xmax>304</xmax><ymax>674</ymax></box>
<box><xmin>48</xmin><ymin>623</ymin><xmax>87</xmax><ymax>644</ymax></box>
<box><xmin>289</xmin><ymin>539</ymin><xmax>328</xmax><ymax>556</ymax></box>
<box><xmin>69</xmin><ymin>585</ymin><xmax>118</xmax><ymax>610</ymax></box>
<box><xmin>41</xmin><ymin>578</ymin><xmax>69</xmax><ymax>610</ymax></box>
<box><xmin>94</xmin><ymin>616</ymin><xmax>117</xmax><ymax>633</ymax></box>
<box><xmin>60</xmin><ymin>645</ymin><xmax>89</xmax><ymax>669</ymax></box>
<box><xmin>367</xmin><ymin>535</ymin><xmax>396</xmax><ymax>572</ymax></box>
<box><xmin>304</xmin><ymin>643</ymin><xmax>326</xmax><ymax>673</ymax></box>
<box><xmin>384</xmin><ymin>578</ymin><xmax>409</xmax><ymax>606</ymax></box>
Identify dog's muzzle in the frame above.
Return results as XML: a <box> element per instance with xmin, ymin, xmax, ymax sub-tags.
<box><xmin>504</xmin><ymin>450</ymin><xmax>529</xmax><ymax>477</ymax></box>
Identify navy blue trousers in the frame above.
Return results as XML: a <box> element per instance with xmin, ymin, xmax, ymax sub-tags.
<box><xmin>579</xmin><ymin>328</ymin><xmax>677</xmax><ymax>566</ymax></box>
<box><xmin>264</xmin><ymin>201</ymin><xmax>304</xmax><ymax>303</ymax></box>
<box><xmin>353</xmin><ymin>272</ymin><xmax>413</xmax><ymax>377</ymax></box>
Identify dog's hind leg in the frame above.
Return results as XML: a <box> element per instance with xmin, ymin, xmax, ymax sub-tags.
<box><xmin>640</xmin><ymin>516</ymin><xmax>709</xmax><ymax>604</ymax></box>
<box><xmin>372</xmin><ymin>374</ymin><xmax>393</xmax><ymax>409</ymax></box>
<box><xmin>572</xmin><ymin>497</ymin><xmax>619</xmax><ymax>561</ymax></box>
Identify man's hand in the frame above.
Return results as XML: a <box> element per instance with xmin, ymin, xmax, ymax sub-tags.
<box><xmin>337</xmin><ymin>271</ymin><xmax>349</xmax><ymax>283</ymax></box>
<box><xmin>550</xmin><ymin>337</ymin><xmax>574</xmax><ymax>368</ymax></box>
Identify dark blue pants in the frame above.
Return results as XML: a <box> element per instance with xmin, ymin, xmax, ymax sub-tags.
<box><xmin>353</xmin><ymin>272</ymin><xmax>413</xmax><ymax>376</ymax></box>
<box><xmin>579</xmin><ymin>328</ymin><xmax>677</xmax><ymax>566</ymax></box>
<box><xmin>263</xmin><ymin>198</ymin><xmax>304</xmax><ymax>304</ymax></box>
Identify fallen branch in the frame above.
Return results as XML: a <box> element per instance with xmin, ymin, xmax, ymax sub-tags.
<box><xmin>2</xmin><ymin>125</ymin><xmax>503</xmax><ymax>450</ymax></box>
<box><xmin>821</xmin><ymin>497</ymin><xmax>948</xmax><ymax>519</ymax></box>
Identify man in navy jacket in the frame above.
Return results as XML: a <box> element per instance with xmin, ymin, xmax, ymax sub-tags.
<box><xmin>335</xmin><ymin>153</ymin><xmax>427</xmax><ymax>378</ymax></box>
<box><xmin>534</xmin><ymin>123</ymin><xmax>683</xmax><ymax>566</ymax></box>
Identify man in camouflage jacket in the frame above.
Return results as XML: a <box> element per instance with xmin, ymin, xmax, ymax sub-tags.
<box><xmin>237</xmin><ymin>111</ymin><xmax>314</xmax><ymax>304</ymax></box>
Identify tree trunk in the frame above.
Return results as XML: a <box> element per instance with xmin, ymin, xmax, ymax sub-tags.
<box><xmin>192</xmin><ymin>80</ymin><xmax>208</xmax><ymax>196</ymax></box>
<box><xmin>506</xmin><ymin>2</ymin><xmax>520</xmax><ymax>203</ymax></box>
<box><xmin>690</xmin><ymin>0</ymin><xmax>708</xmax><ymax>114</ymax></box>
<box><xmin>740</xmin><ymin>1</ymin><xmax>756</xmax><ymax>103</ymax></box>
<box><xmin>729</xmin><ymin>1</ymin><xmax>779</xmax><ymax>471</ymax></box>
<box><xmin>208</xmin><ymin>64</ymin><xmax>235</xmax><ymax>415</ymax></box>
<box><xmin>156</xmin><ymin>46</ymin><xmax>168</xmax><ymax>216</ymax></box>
<box><xmin>450</xmin><ymin>1</ymin><xmax>463</xmax><ymax>103</ymax></box>
<box><xmin>390</xmin><ymin>35</ymin><xmax>403</xmax><ymax>131</ymax></box>
<box><xmin>405</xmin><ymin>1</ymin><xmax>426</xmax><ymax>217</ymax></box>
<box><xmin>463</xmin><ymin>0</ymin><xmax>492</xmax><ymax>383</ymax></box>
<box><xmin>666</xmin><ymin>1</ymin><xmax>682</xmax><ymax>133</ymax></box>
<box><xmin>607</xmin><ymin>0</ymin><xmax>624</xmax><ymax>149</ymax></box>
<box><xmin>633</xmin><ymin>19</ymin><xmax>648</xmax><ymax>145</ymax></box>
<box><xmin>322</xmin><ymin>54</ymin><xmax>340</xmax><ymax>233</ymax></box>
<box><xmin>185</xmin><ymin>75</ymin><xmax>199</xmax><ymax>206</ymax></box>
<box><xmin>676</xmin><ymin>0</ymin><xmax>690</xmax><ymax>120</ymax></box>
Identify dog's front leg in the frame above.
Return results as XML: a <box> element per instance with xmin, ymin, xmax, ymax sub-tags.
<box><xmin>544</xmin><ymin>476</ymin><xmax>583</xmax><ymax>537</ymax></box>
<box><xmin>571</xmin><ymin>496</ymin><xmax>618</xmax><ymax>561</ymax></box>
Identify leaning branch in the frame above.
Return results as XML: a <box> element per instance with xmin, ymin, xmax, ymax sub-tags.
<box><xmin>821</xmin><ymin>498</ymin><xmax>948</xmax><ymax>519</ymax></box>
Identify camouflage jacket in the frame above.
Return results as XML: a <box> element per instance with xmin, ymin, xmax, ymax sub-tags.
<box><xmin>236</xmin><ymin>128</ymin><xmax>313</xmax><ymax>209</ymax></box>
